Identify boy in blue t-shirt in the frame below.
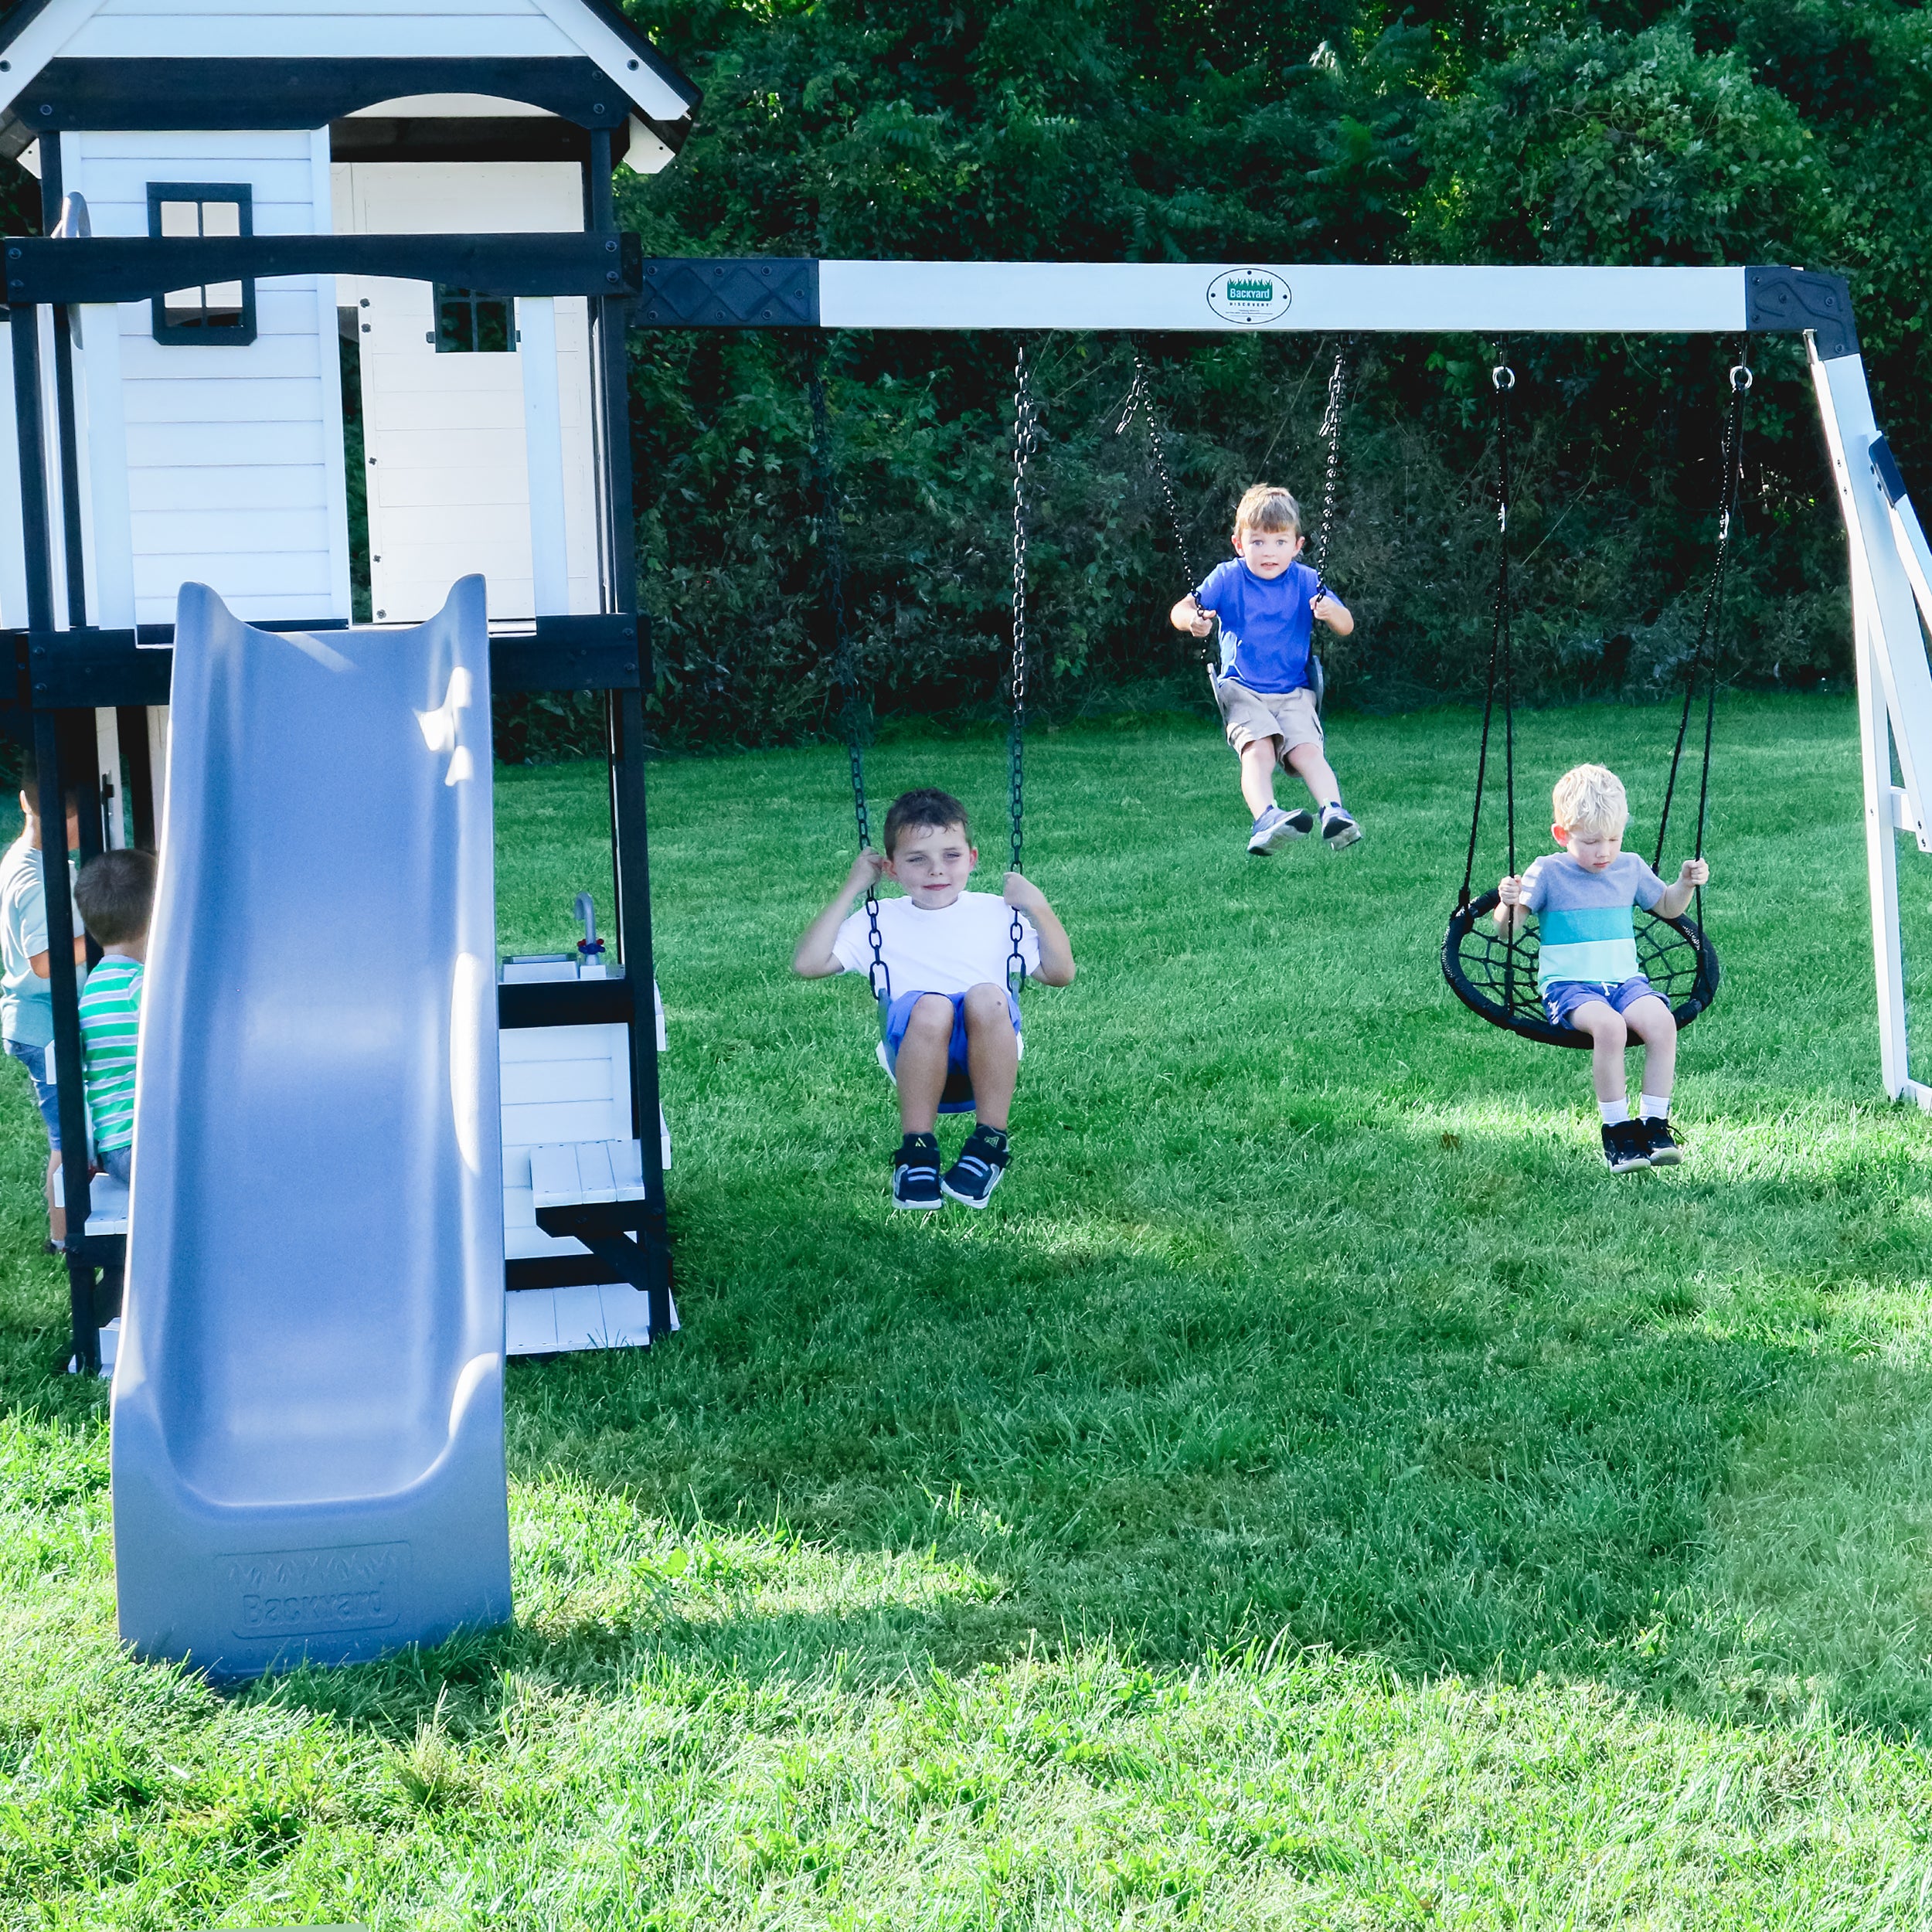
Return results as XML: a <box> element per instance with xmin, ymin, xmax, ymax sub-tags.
<box><xmin>1168</xmin><ymin>483</ymin><xmax>1359</xmax><ymax>856</ymax></box>
<box><xmin>1495</xmin><ymin>763</ymin><xmax>1709</xmax><ymax>1172</ymax></box>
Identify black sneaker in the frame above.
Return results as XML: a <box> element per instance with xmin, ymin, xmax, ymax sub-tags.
<box><xmin>1601</xmin><ymin>1120</ymin><xmax>1652</xmax><ymax>1172</ymax></box>
<box><xmin>1320</xmin><ymin>804</ymin><xmax>1362</xmax><ymax>850</ymax></box>
<box><xmin>1641</xmin><ymin>1117</ymin><xmax>1682</xmax><ymax>1165</ymax></box>
<box><xmin>942</xmin><ymin>1127</ymin><xmax>1010</xmax><ymax>1209</ymax></box>
<box><xmin>892</xmin><ymin>1136</ymin><xmax>943</xmax><ymax>1210</ymax></box>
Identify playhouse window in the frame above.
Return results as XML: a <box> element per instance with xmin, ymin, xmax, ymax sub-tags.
<box><xmin>434</xmin><ymin>287</ymin><xmax>513</xmax><ymax>355</ymax></box>
<box><xmin>148</xmin><ymin>185</ymin><xmax>256</xmax><ymax>345</ymax></box>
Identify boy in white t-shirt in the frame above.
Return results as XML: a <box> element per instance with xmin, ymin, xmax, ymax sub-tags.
<box><xmin>794</xmin><ymin>787</ymin><xmax>1076</xmax><ymax>1209</ymax></box>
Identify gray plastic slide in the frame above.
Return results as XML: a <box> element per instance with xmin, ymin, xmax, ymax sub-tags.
<box><xmin>111</xmin><ymin>578</ymin><xmax>512</xmax><ymax>1677</ymax></box>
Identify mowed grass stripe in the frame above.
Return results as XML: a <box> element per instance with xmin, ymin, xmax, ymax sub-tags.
<box><xmin>7</xmin><ymin>694</ymin><xmax>1932</xmax><ymax>1928</ymax></box>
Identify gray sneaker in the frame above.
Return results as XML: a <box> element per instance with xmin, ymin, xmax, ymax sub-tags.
<box><xmin>1320</xmin><ymin>804</ymin><xmax>1362</xmax><ymax>850</ymax></box>
<box><xmin>1247</xmin><ymin>805</ymin><xmax>1312</xmax><ymax>855</ymax></box>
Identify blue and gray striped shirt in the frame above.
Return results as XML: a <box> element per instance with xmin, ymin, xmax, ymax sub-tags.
<box><xmin>1522</xmin><ymin>851</ymin><xmax>1667</xmax><ymax>992</ymax></box>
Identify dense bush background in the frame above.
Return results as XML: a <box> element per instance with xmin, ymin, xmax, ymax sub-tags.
<box><xmin>3</xmin><ymin>3</ymin><xmax>1917</xmax><ymax>754</ymax></box>
<box><xmin>605</xmin><ymin>0</ymin><xmax>1931</xmax><ymax>752</ymax></box>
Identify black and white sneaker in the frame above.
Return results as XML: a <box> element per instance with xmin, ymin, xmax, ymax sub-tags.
<box><xmin>1641</xmin><ymin>1117</ymin><xmax>1682</xmax><ymax>1166</ymax></box>
<box><xmin>1601</xmin><ymin>1121</ymin><xmax>1652</xmax><ymax>1172</ymax></box>
<box><xmin>1320</xmin><ymin>804</ymin><xmax>1362</xmax><ymax>850</ymax></box>
<box><xmin>1247</xmin><ymin>804</ymin><xmax>1311</xmax><ymax>855</ymax></box>
<box><xmin>941</xmin><ymin>1127</ymin><xmax>1010</xmax><ymax>1209</ymax></box>
<box><xmin>892</xmin><ymin>1136</ymin><xmax>944</xmax><ymax>1210</ymax></box>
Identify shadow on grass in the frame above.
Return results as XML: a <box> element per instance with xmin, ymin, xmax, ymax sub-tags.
<box><xmin>173</xmin><ymin>1100</ymin><xmax>1932</xmax><ymax>1746</ymax></box>
<box><xmin>12</xmin><ymin>1094</ymin><xmax>1932</xmax><ymax>1746</ymax></box>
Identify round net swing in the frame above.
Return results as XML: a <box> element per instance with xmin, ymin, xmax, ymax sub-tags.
<box><xmin>1440</xmin><ymin>351</ymin><xmax>1747</xmax><ymax>1051</ymax></box>
<box><xmin>1442</xmin><ymin>889</ymin><xmax>1721</xmax><ymax>1050</ymax></box>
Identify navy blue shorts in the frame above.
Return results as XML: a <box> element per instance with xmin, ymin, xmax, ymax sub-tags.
<box><xmin>1544</xmin><ymin>975</ymin><xmax>1665</xmax><ymax>1029</ymax></box>
<box><xmin>5</xmin><ymin>1035</ymin><xmax>59</xmax><ymax>1151</ymax></box>
<box><xmin>883</xmin><ymin>988</ymin><xmax>1022</xmax><ymax>1090</ymax></box>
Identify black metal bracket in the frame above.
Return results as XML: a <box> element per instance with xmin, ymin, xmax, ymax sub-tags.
<box><xmin>636</xmin><ymin>257</ymin><xmax>818</xmax><ymax>328</ymax></box>
<box><xmin>3</xmin><ymin>231</ymin><xmax>643</xmax><ymax>306</ymax></box>
<box><xmin>491</xmin><ymin>614</ymin><xmax>644</xmax><ymax>692</ymax></box>
<box><xmin>1872</xmin><ymin>434</ymin><xmax>1909</xmax><ymax>509</ymax></box>
<box><xmin>1746</xmin><ymin>265</ymin><xmax>1857</xmax><ymax>360</ymax></box>
<box><xmin>533</xmin><ymin>1201</ymin><xmax>672</xmax><ymax>1338</ymax></box>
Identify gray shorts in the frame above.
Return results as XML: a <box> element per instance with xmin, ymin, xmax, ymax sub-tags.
<box><xmin>1213</xmin><ymin>677</ymin><xmax>1322</xmax><ymax>761</ymax></box>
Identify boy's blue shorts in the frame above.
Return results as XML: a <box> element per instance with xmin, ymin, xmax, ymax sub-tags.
<box><xmin>5</xmin><ymin>1036</ymin><xmax>59</xmax><ymax>1151</ymax></box>
<box><xmin>1544</xmin><ymin>975</ymin><xmax>1663</xmax><ymax>1029</ymax></box>
<box><xmin>883</xmin><ymin>988</ymin><xmax>1022</xmax><ymax>1087</ymax></box>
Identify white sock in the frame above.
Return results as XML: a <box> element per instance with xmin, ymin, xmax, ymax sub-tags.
<box><xmin>1600</xmin><ymin>1100</ymin><xmax>1631</xmax><ymax>1126</ymax></box>
<box><xmin>1640</xmin><ymin>1095</ymin><xmax>1669</xmax><ymax>1121</ymax></box>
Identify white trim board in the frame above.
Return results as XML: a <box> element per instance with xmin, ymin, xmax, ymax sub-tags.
<box><xmin>0</xmin><ymin>0</ymin><xmax>694</xmax><ymax>128</ymax></box>
<box><xmin>817</xmin><ymin>262</ymin><xmax>1749</xmax><ymax>335</ymax></box>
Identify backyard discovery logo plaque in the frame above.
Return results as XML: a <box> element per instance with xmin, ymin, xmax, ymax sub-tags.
<box><xmin>1206</xmin><ymin>267</ymin><xmax>1292</xmax><ymax>324</ymax></box>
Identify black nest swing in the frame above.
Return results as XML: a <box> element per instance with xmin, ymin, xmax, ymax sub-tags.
<box><xmin>1441</xmin><ymin>351</ymin><xmax>1749</xmax><ymax>1050</ymax></box>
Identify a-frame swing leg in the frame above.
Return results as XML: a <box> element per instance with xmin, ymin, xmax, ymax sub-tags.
<box><xmin>1854</xmin><ymin>610</ymin><xmax>1918</xmax><ymax>1103</ymax></box>
<box><xmin>1810</xmin><ymin>338</ymin><xmax>1932</xmax><ymax>1107</ymax></box>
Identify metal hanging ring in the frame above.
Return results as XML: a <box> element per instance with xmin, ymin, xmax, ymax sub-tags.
<box><xmin>1492</xmin><ymin>366</ymin><xmax>1515</xmax><ymax>393</ymax></box>
<box><xmin>1729</xmin><ymin>362</ymin><xmax>1753</xmax><ymax>393</ymax></box>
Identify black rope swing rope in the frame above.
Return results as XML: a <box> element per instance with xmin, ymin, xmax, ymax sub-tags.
<box><xmin>811</xmin><ymin>345</ymin><xmax>1038</xmax><ymax>1018</ymax></box>
<box><xmin>1441</xmin><ymin>346</ymin><xmax>1750</xmax><ymax>1049</ymax></box>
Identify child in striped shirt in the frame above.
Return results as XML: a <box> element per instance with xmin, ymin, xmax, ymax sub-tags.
<box><xmin>74</xmin><ymin>848</ymin><xmax>156</xmax><ymax>1185</ymax></box>
<box><xmin>1495</xmin><ymin>764</ymin><xmax>1708</xmax><ymax>1172</ymax></box>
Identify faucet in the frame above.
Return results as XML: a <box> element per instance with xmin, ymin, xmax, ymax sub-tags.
<box><xmin>574</xmin><ymin>893</ymin><xmax>605</xmax><ymax>972</ymax></box>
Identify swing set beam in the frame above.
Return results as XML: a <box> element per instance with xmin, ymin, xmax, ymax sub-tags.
<box><xmin>633</xmin><ymin>255</ymin><xmax>1932</xmax><ymax>1110</ymax></box>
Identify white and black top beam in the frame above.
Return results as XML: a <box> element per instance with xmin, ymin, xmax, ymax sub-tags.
<box><xmin>634</xmin><ymin>260</ymin><xmax>1856</xmax><ymax>358</ymax></box>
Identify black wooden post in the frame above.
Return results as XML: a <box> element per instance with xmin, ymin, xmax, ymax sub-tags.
<box><xmin>15</xmin><ymin>303</ymin><xmax>98</xmax><ymax>1373</ymax></box>
<box><xmin>587</xmin><ymin>126</ymin><xmax>671</xmax><ymax>1332</ymax></box>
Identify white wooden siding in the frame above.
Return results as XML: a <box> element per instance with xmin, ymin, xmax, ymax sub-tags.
<box><xmin>61</xmin><ymin>129</ymin><xmax>350</xmax><ymax>628</ymax></box>
<box><xmin>335</xmin><ymin>160</ymin><xmax>598</xmax><ymax>624</ymax></box>
<box><xmin>501</xmin><ymin>1022</ymin><xmax>641</xmax><ymax>1262</ymax></box>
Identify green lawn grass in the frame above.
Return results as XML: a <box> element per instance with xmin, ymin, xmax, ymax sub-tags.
<box><xmin>9</xmin><ymin>696</ymin><xmax>1932</xmax><ymax>1928</ymax></box>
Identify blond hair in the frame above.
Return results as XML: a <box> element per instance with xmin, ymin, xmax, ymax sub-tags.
<box><xmin>1233</xmin><ymin>484</ymin><xmax>1303</xmax><ymax>539</ymax></box>
<box><xmin>1551</xmin><ymin>763</ymin><xmax>1628</xmax><ymax>838</ymax></box>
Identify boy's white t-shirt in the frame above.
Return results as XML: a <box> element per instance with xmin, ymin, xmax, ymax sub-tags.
<box><xmin>832</xmin><ymin>890</ymin><xmax>1040</xmax><ymax>996</ymax></box>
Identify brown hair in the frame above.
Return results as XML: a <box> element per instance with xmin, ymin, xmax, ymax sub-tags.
<box><xmin>883</xmin><ymin>787</ymin><xmax>971</xmax><ymax>856</ymax></box>
<box><xmin>1233</xmin><ymin>484</ymin><xmax>1304</xmax><ymax>538</ymax></box>
<box><xmin>75</xmin><ymin>848</ymin><xmax>158</xmax><ymax>947</ymax></box>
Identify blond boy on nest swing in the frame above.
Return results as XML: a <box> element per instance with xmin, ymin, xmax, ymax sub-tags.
<box><xmin>1496</xmin><ymin>763</ymin><xmax>1710</xmax><ymax>1172</ymax></box>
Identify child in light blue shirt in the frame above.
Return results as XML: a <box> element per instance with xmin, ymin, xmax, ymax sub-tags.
<box><xmin>1497</xmin><ymin>763</ymin><xmax>1709</xmax><ymax>1172</ymax></box>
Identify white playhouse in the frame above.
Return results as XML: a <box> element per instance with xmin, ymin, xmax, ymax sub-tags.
<box><xmin>0</xmin><ymin>0</ymin><xmax>699</xmax><ymax>1364</ymax></box>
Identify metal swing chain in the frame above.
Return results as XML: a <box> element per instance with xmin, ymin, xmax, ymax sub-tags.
<box><xmin>1653</xmin><ymin>346</ymin><xmax>1750</xmax><ymax>879</ymax></box>
<box><xmin>810</xmin><ymin>365</ymin><xmax>888</xmax><ymax>1001</ymax></box>
<box><xmin>1651</xmin><ymin>348</ymin><xmax>1750</xmax><ymax>990</ymax></box>
<box><xmin>1313</xmin><ymin>342</ymin><xmax>1348</xmax><ymax>594</ymax></box>
<box><xmin>1115</xmin><ymin>347</ymin><xmax>1212</xmax><ymax>670</ymax></box>
<box><xmin>1459</xmin><ymin>357</ymin><xmax>1517</xmax><ymax>910</ymax></box>
<box><xmin>1008</xmin><ymin>344</ymin><xmax>1039</xmax><ymax>992</ymax></box>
